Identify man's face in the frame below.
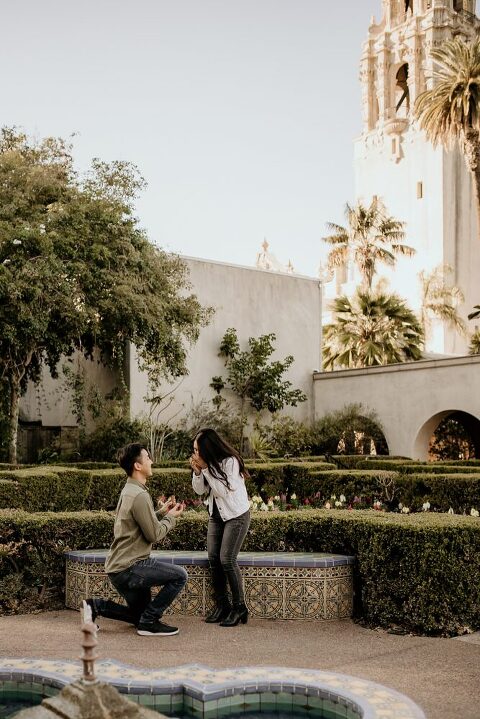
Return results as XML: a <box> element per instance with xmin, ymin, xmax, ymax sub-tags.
<box><xmin>135</xmin><ymin>448</ymin><xmax>153</xmax><ymax>479</ymax></box>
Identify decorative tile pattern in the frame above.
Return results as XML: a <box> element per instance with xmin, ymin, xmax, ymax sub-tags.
<box><xmin>0</xmin><ymin>660</ymin><xmax>426</xmax><ymax>719</ymax></box>
<box><xmin>65</xmin><ymin>550</ymin><xmax>354</xmax><ymax>621</ymax></box>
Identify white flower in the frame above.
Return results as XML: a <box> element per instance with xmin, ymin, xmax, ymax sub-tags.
<box><xmin>273</xmin><ymin>495</ymin><xmax>280</xmax><ymax>502</ymax></box>
<box><xmin>373</xmin><ymin>500</ymin><xmax>382</xmax><ymax>510</ymax></box>
<box><xmin>401</xmin><ymin>506</ymin><xmax>410</xmax><ymax>514</ymax></box>
<box><xmin>260</xmin><ymin>502</ymin><xmax>269</xmax><ymax>512</ymax></box>
<box><xmin>267</xmin><ymin>499</ymin><xmax>274</xmax><ymax>508</ymax></box>
<box><xmin>448</xmin><ymin>507</ymin><xmax>454</xmax><ymax>515</ymax></box>
<box><xmin>203</xmin><ymin>498</ymin><xmax>209</xmax><ymax>506</ymax></box>
<box><xmin>422</xmin><ymin>501</ymin><xmax>430</xmax><ymax>512</ymax></box>
<box><xmin>398</xmin><ymin>503</ymin><xmax>403</xmax><ymax>510</ymax></box>
<box><xmin>470</xmin><ymin>508</ymin><xmax>479</xmax><ymax>517</ymax></box>
<box><xmin>325</xmin><ymin>501</ymin><xmax>331</xmax><ymax>509</ymax></box>
<box><xmin>334</xmin><ymin>500</ymin><xmax>342</xmax><ymax>508</ymax></box>
<box><xmin>331</xmin><ymin>494</ymin><xmax>337</xmax><ymax>501</ymax></box>
<box><xmin>291</xmin><ymin>493</ymin><xmax>297</xmax><ymax>500</ymax></box>
<box><xmin>340</xmin><ymin>494</ymin><xmax>346</xmax><ymax>503</ymax></box>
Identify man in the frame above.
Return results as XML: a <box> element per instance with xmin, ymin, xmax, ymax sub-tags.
<box><xmin>86</xmin><ymin>443</ymin><xmax>186</xmax><ymax>637</ymax></box>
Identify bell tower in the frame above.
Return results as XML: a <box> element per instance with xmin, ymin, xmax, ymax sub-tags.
<box><xmin>354</xmin><ymin>0</ymin><xmax>480</xmax><ymax>353</ymax></box>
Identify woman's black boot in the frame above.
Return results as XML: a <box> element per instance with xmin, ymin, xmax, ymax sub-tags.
<box><xmin>205</xmin><ymin>601</ymin><xmax>231</xmax><ymax>623</ymax></box>
<box><xmin>219</xmin><ymin>603</ymin><xmax>248</xmax><ymax>626</ymax></box>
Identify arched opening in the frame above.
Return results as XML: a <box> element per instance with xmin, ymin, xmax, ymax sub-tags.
<box><xmin>429</xmin><ymin>411</ymin><xmax>479</xmax><ymax>459</ymax></box>
<box><xmin>395</xmin><ymin>64</ymin><xmax>410</xmax><ymax>117</ymax></box>
<box><xmin>453</xmin><ymin>0</ymin><xmax>463</xmax><ymax>12</ymax></box>
<box><xmin>414</xmin><ymin>410</ymin><xmax>480</xmax><ymax>460</ymax></box>
<box><xmin>405</xmin><ymin>0</ymin><xmax>414</xmax><ymax>12</ymax></box>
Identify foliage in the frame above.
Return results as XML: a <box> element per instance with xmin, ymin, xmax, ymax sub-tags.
<box><xmin>309</xmin><ymin>404</ymin><xmax>388</xmax><ymax>455</ymax></box>
<box><xmin>211</xmin><ymin>328</ymin><xmax>307</xmax><ymax>446</ymax></box>
<box><xmin>177</xmin><ymin>400</ymin><xmax>245</xmax><ymax>453</ymax></box>
<box><xmin>419</xmin><ymin>264</ymin><xmax>465</xmax><ymax>343</ymax></box>
<box><xmin>429</xmin><ymin>417</ymin><xmax>476</xmax><ymax>461</ymax></box>
<box><xmin>469</xmin><ymin>330</ymin><xmax>480</xmax><ymax>355</ymax></box>
<box><xmin>414</xmin><ymin>36</ymin><xmax>480</xmax><ymax>235</ymax></box>
<box><xmin>2</xmin><ymin>508</ymin><xmax>480</xmax><ymax>635</ymax></box>
<box><xmin>259</xmin><ymin>416</ymin><xmax>312</xmax><ymax>457</ymax></box>
<box><xmin>322</xmin><ymin>197</ymin><xmax>415</xmax><ymax>290</ymax></box>
<box><xmin>79</xmin><ymin>417</ymin><xmax>149</xmax><ymax>462</ymax></box>
<box><xmin>0</xmin><ymin>127</ymin><xmax>209</xmax><ymax>462</ymax></box>
<box><xmin>323</xmin><ymin>290</ymin><xmax>423</xmax><ymax>369</ymax></box>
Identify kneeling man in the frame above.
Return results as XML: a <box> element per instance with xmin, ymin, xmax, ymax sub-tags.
<box><xmin>87</xmin><ymin>443</ymin><xmax>186</xmax><ymax>636</ymax></box>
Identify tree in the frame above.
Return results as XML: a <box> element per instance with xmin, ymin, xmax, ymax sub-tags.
<box><xmin>414</xmin><ymin>36</ymin><xmax>480</xmax><ymax>237</ymax></box>
<box><xmin>210</xmin><ymin>328</ymin><xmax>307</xmax><ymax>448</ymax></box>
<box><xmin>322</xmin><ymin>198</ymin><xmax>415</xmax><ymax>290</ymax></box>
<box><xmin>323</xmin><ymin>290</ymin><xmax>423</xmax><ymax>370</ymax></box>
<box><xmin>0</xmin><ymin>128</ymin><xmax>209</xmax><ymax>463</ymax></box>
<box><xmin>429</xmin><ymin>417</ymin><xmax>475</xmax><ymax>461</ymax></box>
<box><xmin>419</xmin><ymin>264</ymin><xmax>465</xmax><ymax>344</ymax></box>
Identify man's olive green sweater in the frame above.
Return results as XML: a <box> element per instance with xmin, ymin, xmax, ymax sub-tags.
<box><xmin>104</xmin><ymin>478</ymin><xmax>177</xmax><ymax>575</ymax></box>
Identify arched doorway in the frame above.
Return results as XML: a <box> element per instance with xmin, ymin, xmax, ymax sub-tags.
<box><xmin>413</xmin><ymin>410</ymin><xmax>480</xmax><ymax>460</ymax></box>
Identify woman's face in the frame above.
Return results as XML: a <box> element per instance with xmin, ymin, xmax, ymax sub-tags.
<box><xmin>193</xmin><ymin>436</ymin><xmax>203</xmax><ymax>461</ymax></box>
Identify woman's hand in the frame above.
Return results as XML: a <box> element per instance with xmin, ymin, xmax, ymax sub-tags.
<box><xmin>190</xmin><ymin>454</ymin><xmax>207</xmax><ymax>474</ymax></box>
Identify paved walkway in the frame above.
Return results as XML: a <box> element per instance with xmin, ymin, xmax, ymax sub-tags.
<box><xmin>1</xmin><ymin>610</ymin><xmax>479</xmax><ymax>719</ymax></box>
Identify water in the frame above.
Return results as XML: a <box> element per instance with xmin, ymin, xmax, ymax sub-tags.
<box><xmin>2</xmin><ymin>703</ymin><xmax>322</xmax><ymax>719</ymax></box>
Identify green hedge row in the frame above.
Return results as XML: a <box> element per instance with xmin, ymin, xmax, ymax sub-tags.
<box><xmin>356</xmin><ymin>460</ymin><xmax>480</xmax><ymax>474</ymax></box>
<box><xmin>0</xmin><ymin>462</ymin><xmax>337</xmax><ymax>512</ymax></box>
<box><xmin>2</xmin><ymin>463</ymin><xmax>480</xmax><ymax>514</ymax></box>
<box><xmin>308</xmin><ymin>470</ymin><xmax>480</xmax><ymax>513</ymax></box>
<box><xmin>1</xmin><ymin>508</ymin><xmax>478</xmax><ymax>636</ymax></box>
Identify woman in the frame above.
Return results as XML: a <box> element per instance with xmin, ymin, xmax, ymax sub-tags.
<box><xmin>190</xmin><ymin>428</ymin><xmax>250</xmax><ymax>626</ymax></box>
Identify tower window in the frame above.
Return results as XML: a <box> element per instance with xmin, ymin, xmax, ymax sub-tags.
<box><xmin>396</xmin><ymin>64</ymin><xmax>410</xmax><ymax>116</ymax></box>
<box><xmin>417</xmin><ymin>181</ymin><xmax>423</xmax><ymax>199</ymax></box>
<box><xmin>453</xmin><ymin>0</ymin><xmax>462</xmax><ymax>11</ymax></box>
<box><xmin>405</xmin><ymin>0</ymin><xmax>413</xmax><ymax>11</ymax></box>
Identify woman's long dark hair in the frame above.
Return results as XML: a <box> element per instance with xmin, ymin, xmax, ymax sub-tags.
<box><xmin>194</xmin><ymin>428</ymin><xmax>249</xmax><ymax>490</ymax></box>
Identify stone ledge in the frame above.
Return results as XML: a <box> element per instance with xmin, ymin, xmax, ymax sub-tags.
<box><xmin>65</xmin><ymin>550</ymin><xmax>354</xmax><ymax>621</ymax></box>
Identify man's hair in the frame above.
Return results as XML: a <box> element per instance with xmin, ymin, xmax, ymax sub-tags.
<box><xmin>117</xmin><ymin>443</ymin><xmax>148</xmax><ymax>477</ymax></box>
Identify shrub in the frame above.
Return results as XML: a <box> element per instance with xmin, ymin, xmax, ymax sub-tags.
<box><xmin>260</xmin><ymin>416</ymin><xmax>312</xmax><ymax>457</ymax></box>
<box><xmin>79</xmin><ymin>418</ymin><xmax>149</xmax><ymax>461</ymax></box>
<box><xmin>310</xmin><ymin>404</ymin><xmax>388</xmax><ymax>455</ymax></box>
<box><xmin>1</xmin><ymin>509</ymin><xmax>479</xmax><ymax>636</ymax></box>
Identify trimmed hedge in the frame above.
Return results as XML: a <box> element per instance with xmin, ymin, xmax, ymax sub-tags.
<box><xmin>309</xmin><ymin>470</ymin><xmax>480</xmax><ymax>513</ymax></box>
<box><xmin>0</xmin><ymin>463</ymin><xmax>337</xmax><ymax>512</ymax></box>
<box><xmin>356</xmin><ymin>460</ymin><xmax>480</xmax><ymax>474</ymax></box>
<box><xmin>1</xmin><ymin>508</ymin><xmax>479</xmax><ymax>636</ymax></box>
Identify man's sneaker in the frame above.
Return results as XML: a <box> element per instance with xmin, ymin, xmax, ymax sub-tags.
<box><xmin>137</xmin><ymin>620</ymin><xmax>179</xmax><ymax>636</ymax></box>
<box><xmin>84</xmin><ymin>598</ymin><xmax>100</xmax><ymax>631</ymax></box>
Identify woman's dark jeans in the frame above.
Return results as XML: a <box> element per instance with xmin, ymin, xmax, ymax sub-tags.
<box><xmin>96</xmin><ymin>558</ymin><xmax>188</xmax><ymax>626</ymax></box>
<box><xmin>207</xmin><ymin>510</ymin><xmax>250</xmax><ymax>607</ymax></box>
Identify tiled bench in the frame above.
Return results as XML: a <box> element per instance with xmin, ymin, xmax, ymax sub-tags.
<box><xmin>65</xmin><ymin>550</ymin><xmax>354</xmax><ymax>620</ymax></box>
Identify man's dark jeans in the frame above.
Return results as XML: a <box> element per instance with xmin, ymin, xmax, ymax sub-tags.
<box><xmin>96</xmin><ymin>558</ymin><xmax>188</xmax><ymax>626</ymax></box>
<box><xmin>207</xmin><ymin>509</ymin><xmax>250</xmax><ymax>606</ymax></box>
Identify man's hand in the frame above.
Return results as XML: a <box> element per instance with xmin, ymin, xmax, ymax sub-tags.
<box><xmin>167</xmin><ymin>502</ymin><xmax>185</xmax><ymax>518</ymax></box>
<box><xmin>157</xmin><ymin>495</ymin><xmax>176</xmax><ymax>515</ymax></box>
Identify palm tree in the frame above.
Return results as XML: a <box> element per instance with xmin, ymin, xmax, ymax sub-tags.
<box><xmin>469</xmin><ymin>330</ymin><xmax>480</xmax><ymax>355</ymax></box>
<box><xmin>323</xmin><ymin>198</ymin><xmax>415</xmax><ymax>290</ymax></box>
<box><xmin>414</xmin><ymin>36</ymin><xmax>480</xmax><ymax>236</ymax></box>
<box><xmin>419</xmin><ymin>264</ymin><xmax>466</xmax><ymax>344</ymax></box>
<box><xmin>323</xmin><ymin>290</ymin><xmax>423</xmax><ymax>370</ymax></box>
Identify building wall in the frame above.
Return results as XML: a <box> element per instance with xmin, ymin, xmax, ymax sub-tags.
<box><xmin>313</xmin><ymin>355</ymin><xmax>480</xmax><ymax>459</ymax></box>
<box><xmin>19</xmin><ymin>257</ymin><xmax>321</xmax><ymax>441</ymax></box>
<box><xmin>128</xmin><ymin>256</ymin><xmax>322</xmax><ymax>427</ymax></box>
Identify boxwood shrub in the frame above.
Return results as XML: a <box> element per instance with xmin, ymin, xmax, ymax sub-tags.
<box><xmin>1</xmin><ymin>508</ymin><xmax>479</xmax><ymax>636</ymax></box>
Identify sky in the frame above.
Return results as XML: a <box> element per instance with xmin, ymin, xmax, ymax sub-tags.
<box><xmin>1</xmin><ymin>0</ymin><xmax>383</xmax><ymax>277</ymax></box>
